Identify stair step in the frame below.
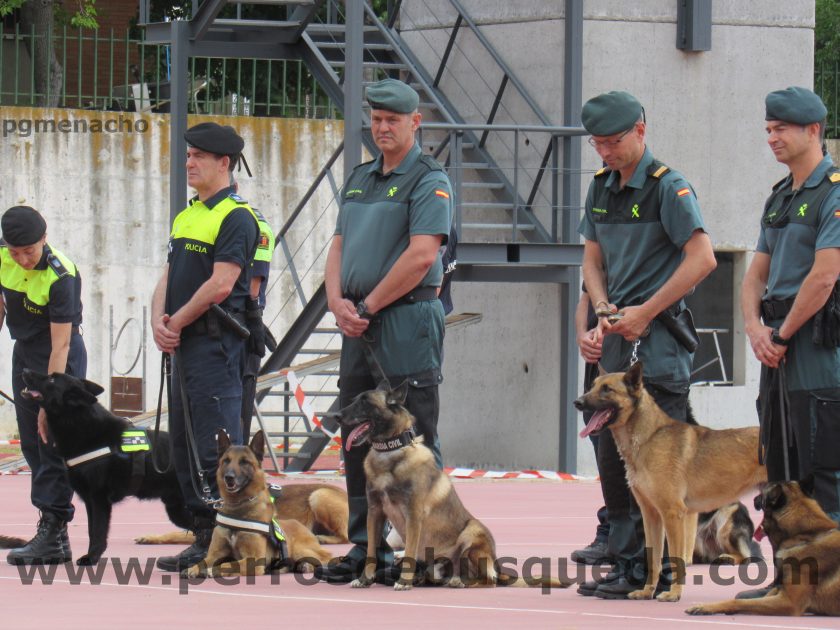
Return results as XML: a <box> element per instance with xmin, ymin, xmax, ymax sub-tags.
<box><xmin>461</xmin><ymin>223</ymin><xmax>537</xmax><ymax>231</ymax></box>
<box><xmin>316</xmin><ymin>41</ymin><xmax>392</xmax><ymax>51</ymax></box>
<box><xmin>267</xmin><ymin>390</ymin><xmax>341</xmax><ymax>398</ymax></box>
<box><xmin>212</xmin><ymin>19</ymin><xmax>301</xmax><ymax>28</ymax></box>
<box><xmin>461</xmin><ymin>202</ymin><xmax>516</xmax><ymax>209</ymax></box>
<box><xmin>311</xmin><ymin>327</ymin><xmax>340</xmax><ymax>334</ymax></box>
<box><xmin>267</xmin><ymin>431</ymin><xmax>324</xmax><ymax>439</ymax></box>
<box><xmin>307</xmin><ymin>24</ymin><xmax>380</xmax><ymax>34</ymax></box>
<box><xmin>460</xmin><ymin>162</ymin><xmax>490</xmax><ymax>169</ymax></box>
<box><xmin>230</xmin><ymin>0</ymin><xmax>314</xmax><ymax>4</ymax></box>
<box><xmin>461</xmin><ymin>181</ymin><xmax>505</xmax><ymax>189</ymax></box>
<box><xmin>260</xmin><ymin>410</ymin><xmax>306</xmax><ymax>418</ymax></box>
<box><xmin>331</xmin><ymin>61</ymin><xmax>407</xmax><ymax>70</ymax></box>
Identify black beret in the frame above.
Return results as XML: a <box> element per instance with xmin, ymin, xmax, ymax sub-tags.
<box><xmin>582</xmin><ymin>91</ymin><xmax>643</xmax><ymax>136</ymax></box>
<box><xmin>1</xmin><ymin>205</ymin><xmax>46</xmax><ymax>246</ymax></box>
<box><xmin>184</xmin><ymin>122</ymin><xmax>244</xmax><ymax>156</ymax></box>
<box><xmin>765</xmin><ymin>87</ymin><xmax>827</xmax><ymax>125</ymax></box>
<box><xmin>366</xmin><ymin>78</ymin><xmax>419</xmax><ymax>114</ymax></box>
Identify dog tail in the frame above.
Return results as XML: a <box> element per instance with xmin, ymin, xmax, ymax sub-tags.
<box><xmin>0</xmin><ymin>535</ymin><xmax>27</xmax><ymax>549</ymax></box>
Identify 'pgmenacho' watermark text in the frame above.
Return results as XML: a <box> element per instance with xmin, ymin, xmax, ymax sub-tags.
<box><xmin>3</xmin><ymin>116</ymin><xmax>149</xmax><ymax>138</ymax></box>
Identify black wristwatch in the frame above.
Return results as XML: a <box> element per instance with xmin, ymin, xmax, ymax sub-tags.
<box><xmin>356</xmin><ymin>300</ymin><xmax>373</xmax><ymax>320</ymax></box>
<box><xmin>771</xmin><ymin>329</ymin><xmax>789</xmax><ymax>346</ymax></box>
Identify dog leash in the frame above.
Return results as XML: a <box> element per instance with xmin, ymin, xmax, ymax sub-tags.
<box><xmin>173</xmin><ymin>348</ymin><xmax>216</xmax><ymax>506</ymax></box>
<box><xmin>149</xmin><ymin>353</ymin><xmax>174</xmax><ymax>475</ymax></box>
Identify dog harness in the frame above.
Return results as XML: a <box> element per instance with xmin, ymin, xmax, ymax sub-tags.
<box><xmin>64</xmin><ymin>429</ymin><xmax>151</xmax><ymax>467</ymax></box>
<box><xmin>370</xmin><ymin>429</ymin><xmax>416</xmax><ymax>453</ymax></box>
<box><xmin>214</xmin><ymin>494</ymin><xmax>289</xmax><ymax>568</ymax></box>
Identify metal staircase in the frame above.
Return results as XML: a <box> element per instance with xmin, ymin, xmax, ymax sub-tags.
<box><xmin>138</xmin><ymin>0</ymin><xmax>585</xmax><ymax>473</ymax></box>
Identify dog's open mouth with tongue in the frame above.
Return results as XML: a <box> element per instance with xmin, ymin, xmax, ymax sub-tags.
<box><xmin>344</xmin><ymin>421</ymin><xmax>371</xmax><ymax>451</ymax></box>
<box><xmin>579</xmin><ymin>407</ymin><xmax>616</xmax><ymax>438</ymax></box>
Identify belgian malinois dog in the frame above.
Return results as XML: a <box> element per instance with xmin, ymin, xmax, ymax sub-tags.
<box><xmin>183</xmin><ymin>431</ymin><xmax>332</xmax><ymax>578</ymax></box>
<box><xmin>574</xmin><ymin>362</ymin><xmax>767</xmax><ymax>602</ymax></box>
<box><xmin>136</xmin><ymin>482</ymin><xmax>349</xmax><ymax>546</ymax></box>
<box><xmin>336</xmin><ymin>380</ymin><xmax>570</xmax><ymax>590</ymax></box>
<box><xmin>686</xmin><ymin>479</ymin><xmax>840</xmax><ymax>616</ymax></box>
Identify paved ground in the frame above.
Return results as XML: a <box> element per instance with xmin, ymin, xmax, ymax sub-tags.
<box><xmin>1</xmin><ymin>474</ymin><xmax>838</xmax><ymax>629</ymax></box>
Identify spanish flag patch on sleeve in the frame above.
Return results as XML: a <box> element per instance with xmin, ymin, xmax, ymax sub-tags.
<box><xmin>677</xmin><ymin>188</ymin><xmax>691</xmax><ymax>197</ymax></box>
<box><xmin>834</xmin><ymin>209</ymin><xmax>840</xmax><ymax>218</ymax></box>
<box><xmin>435</xmin><ymin>189</ymin><xmax>450</xmax><ymax>199</ymax></box>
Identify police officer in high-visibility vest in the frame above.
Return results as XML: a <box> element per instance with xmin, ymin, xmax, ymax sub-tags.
<box><xmin>316</xmin><ymin>78</ymin><xmax>452</xmax><ymax>584</ymax></box>
<box><xmin>739</xmin><ymin>87</ymin><xmax>840</xmax><ymax>599</ymax></box>
<box><xmin>151</xmin><ymin>123</ymin><xmax>259</xmax><ymax>572</ymax></box>
<box><xmin>1</xmin><ymin>205</ymin><xmax>87</xmax><ymax>565</ymax></box>
<box><xmin>241</xmin><ymin>207</ymin><xmax>274</xmax><ymax>440</ymax></box>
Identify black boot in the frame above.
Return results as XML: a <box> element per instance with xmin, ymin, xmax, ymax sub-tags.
<box><xmin>156</xmin><ymin>521</ymin><xmax>213</xmax><ymax>572</ymax></box>
<box><xmin>7</xmin><ymin>512</ymin><xmax>71</xmax><ymax>565</ymax></box>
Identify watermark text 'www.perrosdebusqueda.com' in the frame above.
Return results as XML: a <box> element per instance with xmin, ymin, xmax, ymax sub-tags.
<box><xmin>3</xmin><ymin>116</ymin><xmax>149</xmax><ymax>138</ymax></box>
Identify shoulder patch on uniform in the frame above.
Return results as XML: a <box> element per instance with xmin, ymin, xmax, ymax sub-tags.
<box><xmin>676</xmin><ymin>187</ymin><xmax>691</xmax><ymax>197</ymax></box>
<box><xmin>229</xmin><ymin>193</ymin><xmax>247</xmax><ymax>203</ymax></box>
<box><xmin>434</xmin><ymin>189</ymin><xmax>450</xmax><ymax>199</ymax></box>
<box><xmin>46</xmin><ymin>253</ymin><xmax>69</xmax><ymax>278</ymax></box>
<box><xmin>651</xmin><ymin>165</ymin><xmax>669</xmax><ymax>179</ymax></box>
<box><xmin>830</xmin><ymin>172</ymin><xmax>840</xmax><ymax>184</ymax></box>
<box><xmin>594</xmin><ymin>167</ymin><xmax>608</xmax><ymax>177</ymax></box>
<box><xmin>252</xmin><ymin>208</ymin><xmax>266</xmax><ymax>221</ymax></box>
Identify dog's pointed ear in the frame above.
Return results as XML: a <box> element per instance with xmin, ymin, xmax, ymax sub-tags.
<box><xmin>597</xmin><ymin>363</ymin><xmax>607</xmax><ymax>377</ymax></box>
<box><xmin>217</xmin><ymin>429</ymin><xmax>231</xmax><ymax>456</ymax></box>
<box><xmin>376</xmin><ymin>378</ymin><xmax>392</xmax><ymax>392</ymax></box>
<box><xmin>623</xmin><ymin>361</ymin><xmax>643</xmax><ymax>391</ymax></box>
<box><xmin>249</xmin><ymin>430</ymin><xmax>266</xmax><ymax>461</ymax></box>
<box><xmin>81</xmin><ymin>378</ymin><xmax>105</xmax><ymax>397</ymax></box>
<box><xmin>798</xmin><ymin>473</ymin><xmax>816</xmax><ymax>498</ymax></box>
<box><xmin>764</xmin><ymin>483</ymin><xmax>786</xmax><ymax>511</ymax></box>
<box><xmin>388</xmin><ymin>380</ymin><xmax>409</xmax><ymax>406</ymax></box>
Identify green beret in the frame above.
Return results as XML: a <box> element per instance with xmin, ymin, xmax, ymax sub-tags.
<box><xmin>184</xmin><ymin>122</ymin><xmax>244</xmax><ymax>156</ymax></box>
<box><xmin>582</xmin><ymin>91</ymin><xmax>643</xmax><ymax>136</ymax></box>
<box><xmin>1</xmin><ymin>205</ymin><xmax>46</xmax><ymax>246</ymax></box>
<box><xmin>765</xmin><ymin>87</ymin><xmax>827</xmax><ymax>125</ymax></box>
<box><xmin>366</xmin><ymin>78</ymin><xmax>419</xmax><ymax>114</ymax></box>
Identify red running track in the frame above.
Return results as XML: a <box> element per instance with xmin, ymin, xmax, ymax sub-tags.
<box><xmin>1</xmin><ymin>475</ymin><xmax>838</xmax><ymax>630</ymax></box>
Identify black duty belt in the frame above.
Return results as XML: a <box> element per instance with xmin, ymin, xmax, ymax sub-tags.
<box><xmin>761</xmin><ymin>297</ymin><xmax>796</xmax><ymax>322</ymax></box>
<box><xmin>182</xmin><ymin>309</ymin><xmax>246</xmax><ymax>338</ymax></box>
<box><xmin>345</xmin><ymin>285</ymin><xmax>438</xmax><ymax>311</ymax></box>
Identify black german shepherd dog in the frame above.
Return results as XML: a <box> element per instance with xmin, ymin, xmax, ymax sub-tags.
<box><xmin>20</xmin><ymin>369</ymin><xmax>191</xmax><ymax>565</ymax></box>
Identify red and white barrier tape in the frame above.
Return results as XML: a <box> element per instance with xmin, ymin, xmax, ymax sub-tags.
<box><xmin>0</xmin><ymin>440</ymin><xmax>21</xmax><ymax>445</ymax></box>
<box><xmin>285</xmin><ymin>370</ymin><xmax>342</xmax><ymax>447</ymax></box>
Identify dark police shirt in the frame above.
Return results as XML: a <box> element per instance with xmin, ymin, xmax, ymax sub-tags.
<box><xmin>165</xmin><ymin>186</ymin><xmax>259</xmax><ymax>315</ymax></box>
<box><xmin>0</xmin><ymin>243</ymin><xmax>83</xmax><ymax>341</ymax></box>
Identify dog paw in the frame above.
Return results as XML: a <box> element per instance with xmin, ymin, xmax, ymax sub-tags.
<box><xmin>350</xmin><ymin>578</ymin><xmax>372</xmax><ymax>588</ymax></box>
<box><xmin>713</xmin><ymin>554</ymin><xmax>736</xmax><ymax>565</ymax></box>
<box><xmin>627</xmin><ymin>588</ymin><xmax>654</xmax><ymax>600</ymax></box>
<box><xmin>394</xmin><ymin>581</ymin><xmax>413</xmax><ymax>591</ymax></box>
<box><xmin>181</xmin><ymin>565</ymin><xmax>204</xmax><ymax>579</ymax></box>
<box><xmin>656</xmin><ymin>590</ymin><xmax>681</xmax><ymax>602</ymax></box>
<box><xmin>76</xmin><ymin>554</ymin><xmax>100</xmax><ymax>566</ymax></box>
<box><xmin>447</xmin><ymin>576</ymin><xmax>466</xmax><ymax>588</ymax></box>
<box><xmin>684</xmin><ymin>605</ymin><xmax>711</xmax><ymax>615</ymax></box>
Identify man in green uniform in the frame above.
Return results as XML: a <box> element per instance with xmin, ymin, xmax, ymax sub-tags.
<box><xmin>576</xmin><ymin>91</ymin><xmax>717</xmax><ymax>599</ymax></box>
<box><xmin>315</xmin><ymin>78</ymin><xmax>452</xmax><ymax>583</ymax></box>
<box><xmin>1</xmin><ymin>205</ymin><xmax>87</xmax><ymax>565</ymax></box>
<box><xmin>151</xmin><ymin>122</ymin><xmax>259</xmax><ymax>571</ymax></box>
<box><xmin>739</xmin><ymin>87</ymin><xmax>840</xmax><ymax>598</ymax></box>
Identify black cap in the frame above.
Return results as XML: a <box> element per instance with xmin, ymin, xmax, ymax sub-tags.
<box><xmin>184</xmin><ymin>122</ymin><xmax>244</xmax><ymax>156</ymax></box>
<box><xmin>1</xmin><ymin>205</ymin><xmax>47</xmax><ymax>246</ymax></box>
<box><xmin>765</xmin><ymin>87</ymin><xmax>828</xmax><ymax>125</ymax></box>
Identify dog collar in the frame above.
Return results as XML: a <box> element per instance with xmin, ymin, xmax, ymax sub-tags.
<box><xmin>370</xmin><ymin>429</ymin><xmax>416</xmax><ymax>452</ymax></box>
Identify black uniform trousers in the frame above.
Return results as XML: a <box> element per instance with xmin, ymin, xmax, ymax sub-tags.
<box><xmin>597</xmin><ymin>383</ymin><xmax>689</xmax><ymax>572</ymax></box>
<box><xmin>759</xmin><ymin>364</ymin><xmax>840</xmax><ymax>522</ymax></box>
<box><xmin>582</xmin><ymin>361</ymin><xmax>610</xmax><ymax>543</ymax></box>
<box><xmin>169</xmin><ymin>329</ymin><xmax>245</xmax><ymax>523</ymax></box>
<box><xmin>338</xmin><ymin>337</ymin><xmax>442</xmax><ymax>565</ymax></box>
<box><xmin>12</xmin><ymin>332</ymin><xmax>87</xmax><ymax>522</ymax></box>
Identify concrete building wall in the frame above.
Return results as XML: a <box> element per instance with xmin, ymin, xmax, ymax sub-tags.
<box><xmin>0</xmin><ymin>107</ymin><xmax>344</xmax><ymax>437</ymax></box>
<box><xmin>401</xmin><ymin>1</ymin><xmax>816</xmax><ymax>474</ymax></box>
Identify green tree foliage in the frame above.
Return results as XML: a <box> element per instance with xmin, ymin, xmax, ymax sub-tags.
<box><xmin>815</xmin><ymin>0</ymin><xmax>840</xmax><ymax>137</ymax></box>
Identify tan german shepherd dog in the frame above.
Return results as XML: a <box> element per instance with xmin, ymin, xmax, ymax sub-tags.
<box><xmin>686</xmin><ymin>479</ymin><xmax>840</xmax><ymax>616</ymax></box>
<box><xmin>336</xmin><ymin>380</ymin><xmax>570</xmax><ymax>590</ymax></box>
<box><xmin>574</xmin><ymin>362</ymin><xmax>767</xmax><ymax>602</ymax></box>
<box><xmin>136</xmin><ymin>482</ymin><xmax>348</xmax><ymax>546</ymax></box>
<box><xmin>183</xmin><ymin>430</ymin><xmax>332</xmax><ymax>578</ymax></box>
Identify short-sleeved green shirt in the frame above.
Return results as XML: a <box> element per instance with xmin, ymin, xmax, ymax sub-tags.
<box><xmin>756</xmin><ymin>154</ymin><xmax>840</xmax><ymax>391</ymax></box>
<box><xmin>336</xmin><ymin>143</ymin><xmax>452</xmax><ymax>297</ymax></box>
<box><xmin>578</xmin><ymin>148</ymin><xmax>707</xmax><ymax>386</ymax></box>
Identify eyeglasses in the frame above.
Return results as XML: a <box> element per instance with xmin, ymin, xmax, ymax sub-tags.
<box><xmin>588</xmin><ymin>127</ymin><xmax>633</xmax><ymax>149</ymax></box>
